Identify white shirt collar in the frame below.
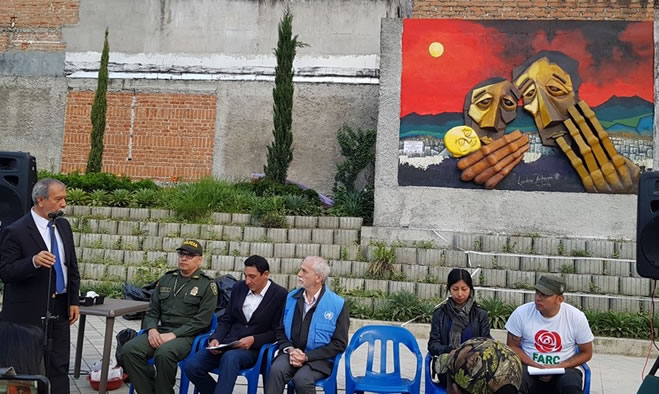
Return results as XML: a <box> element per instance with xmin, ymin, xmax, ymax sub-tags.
<box><xmin>31</xmin><ymin>208</ymin><xmax>50</xmax><ymax>230</ymax></box>
<box><xmin>249</xmin><ymin>279</ymin><xmax>271</xmax><ymax>297</ymax></box>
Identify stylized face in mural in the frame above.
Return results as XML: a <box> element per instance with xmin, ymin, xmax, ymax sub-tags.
<box><xmin>464</xmin><ymin>79</ymin><xmax>520</xmax><ymax>143</ymax></box>
<box><xmin>444</xmin><ymin>125</ymin><xmax>481</xmax><ymax>158</ymax></box>
<box><xmin>513</xmin><ymin>56</ymin><xmax>579</xmax><ymax>146</ymax></box>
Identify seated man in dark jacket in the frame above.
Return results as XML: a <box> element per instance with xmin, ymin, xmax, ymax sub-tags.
<box><xmin>265</xmin><ymin>256</ymin><xmax>349</xmax><ymax>394</ymax></box>
<box><xmin>184</xmin><ymin>255</ymin><xmax>287</xmax><ymax>394</ymax></box>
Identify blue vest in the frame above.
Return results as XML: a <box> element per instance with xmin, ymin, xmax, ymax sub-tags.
<box><xmin>283</xmin><ymin>286</ymin><xmax>344</xmax><ymax>352</ymax></box>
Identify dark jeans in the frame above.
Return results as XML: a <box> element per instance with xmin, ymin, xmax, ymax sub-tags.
<box><xmin>264</xmin><ymin>354</ymin><xmax>327</xmax><ymax>394</ymax></box>
<box><xmin>520</xmin><ymin>366</ymin><xmax>584</xmax><ymax>394</ymax></box>
<box><xmin>184</xmin><ymin>348</ymin><xmax>258</xmax><ymax>394</ymax></box>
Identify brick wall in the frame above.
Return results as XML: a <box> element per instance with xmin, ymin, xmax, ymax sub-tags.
<box><xmin>0</xmin><ymin>0</ymin><xmax>79</xmax><ymax>52</ymax></box>
<box><xmin>61</xmin><ymin>91</ymin><xmax>217</xmax><ymax>181</ymax></box>
<box><xmin>413</xmin><ymin>0</ymin><xmax>654</xmax><ymax>20</ymax></box>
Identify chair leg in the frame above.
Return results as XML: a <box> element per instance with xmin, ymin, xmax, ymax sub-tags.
<box><xmin>128</xmin><ymin>384</ymin><xmax>134</xmax><ymax>394</ymax></box>
<box><xmin>179</xmin><ymin>373</ymin><xmax>189</xmax><ymax>394</ymax></box>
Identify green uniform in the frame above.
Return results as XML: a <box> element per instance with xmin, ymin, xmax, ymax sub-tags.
<box><xmin>122</xmin><ymin>268</ymin><xmax>217</xmax><ymax>394</ymax></box>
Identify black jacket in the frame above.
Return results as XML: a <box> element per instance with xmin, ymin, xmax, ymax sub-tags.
<box><xmin>427</xmin><ymin>302</ymin><xmax>490</xmax><ymax>356</ymax></box>
<box><xmin>210</xmin><ymin>279</ymin><xmax>287</xmax><ymax>350</ymax></box>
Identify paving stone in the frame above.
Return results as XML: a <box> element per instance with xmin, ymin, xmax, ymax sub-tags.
<box><xmin>73</xmin><ymin>205</ymin><xmax>91</xmax><ymax>216</ymax></box>
<box><xmin>122</xmin><ymin>235</ymin><xmax>141</xmax><ymax>250</ymax></box>
<box><xmin>562</xmin><ymin>238</ymin><xmax>588</xmax><ymax>256</ymax></box>
<box><xmin>250</xmin><ymin>242</ymin><xmax>274</xmax><ymax>258</ymax></box>
<box><xmin>68</xmin><ymin>217</ymin><xmax>80</xmax><ymax>229</ymax></box>
<box><xmin>519</xmin><ymin>257</ymin><xmax>549</xmax><ymax>272</ymax></box>
<box><xmin>222</xmin><ymin>226</ymin><xmax>243</xmax><ymax>241</ymax></box>
<box><xmin>334</xmin><ymin>229</ymin><xmax>358</xmax><ymax>245</ymax></box>
<box><xmin>444</xmin><ymin>250</ymin><xmax>467</xmax><ymax>267</ymax></box>
<box><xmin>85</xmin><ymin>219</ymin><xmax>99</xmax><ymax>232</ymax></box>
<box><xmin>149</xmin><ymin>209</ymin><xmax>171</xmax><ymax>219</ymax></box>
<box><xmin>506</xmin><ymin>271</ymin><xmax>536</xmax><ymax>290</ymax></box>
<box><xmin>229</xmin><ymin>241</ymin><xmax>251</xmax><ymax>256</ymax></box>
<box><xmin>158</xmin><ymin>223</ymin><xmax>181</xmax><ymax>237</ymax></box>
<box><xmin>285</xmin><ymin>216</ymin><xmax>296</xmax><ymax>227</ymax></box>
<box><xmin>481</xmin><ymin>235</ymin><xmax>508</xmax><ymax>252</ymax></box>
<box><xmin>523</xmin><ymin>292</ymin><xmax>535</xmax><ymax>304</ymax></box>
<box><xmin>167</xmin><ymin>252</ymin><xmax>179</xmax><ymax>268</ymax></box>
<box><xmin>549</xmin><ymin>258</ymin><xmax>574</xmax><ymax>274</ymax></box>
<box><xmin>125</xmin><ymin>266</ymin><xmax>140</xmax><ymax>282</ymax></box>
<box><xmin>280</xmin><ymin>258</ymin><xmax>301</xmax><ymax>275</ymax></box>
<box><xmin>104</xmin><ymin>249</ymin><xmax>125</xmax><ymax>264</ymax></box>
<box><xmin>563</xmin><ymin>273</ymin><xmax>591</xmax><ymax>292</ymax></box>
<box><xmin>475</xmin><ymin>289</ymin><xmax>497</xmax><ymax>303</ymax></box>
<box><xmin>265</xmin><ymin>228</ymin><xmax>288</xmax><ymax>243</ymax></box>
<box><xmin>180</xmin><ymin>223</ymin><xmax>202</xmax><ymax>238</ymax></box>
<box><xmin>479</xmin><ymin>269</ymin><xmax>506</xmax><ymax>287</ymax></box>
<box><xmin>401</xmin><ymin>264</ymin><xmax>429</xmax><ymax>281</ymax></box>
<box><xmin>417</xmin><ymin>249</ymin><xmax>443</xmax><ymax>266</ymax></box>
<box><xmin>395</xmin><ymin>247</ymin><xmax>417</xmax><ymax>264</ymax></box>
<box><xmin>620</xmin><ymin>277</ymin><xmax>651</xmax><ymax>296</ymax></box>
<box><xmin>312</xmin><ymin>228</ymin><xmax>334</xmax><ymax>244</ymax></box>
<box><xmin>339</xmin><ymin>217</ymin><xmax>362</xmax><ymax>229</ymax></box>
<box><xmin>231</xmin><ymin>213</ymin><xmax>251</xmax><ymax>225</ymax></box>
<box><xmin>586</xmin><ymin>240</ymin><xmax>615</xmax><ymax>258</ymax></box>
<box><xmin>97</xmin><ymin>219</ymin><xmax>118</xmax><ymax>234</ymax></box>
<box><xmin>82</xmin><ymin>248</ymin><xmax>105</xmax><ymax>263</ymax></box>
<box><xmin>318</xmin><ymin>216</ymin><xmax>340</xmax><ymax>229</ymax></box>
<box><xmin>562</xmin><ymin>294</ymin><xmax>582</xmax><ymax>309</ymax></box>
<box><xmin>591</xmin><ymin>275</ymin><xmax>619</xmax><ymax>294</ymax></box>
<box><xmin>79</xmin><ymin>233</ymin><xmax>102</xmax><ymax>248</ymax></box>
<box><xmin>288</xmin><ymin>229</ymin><xmax>312</xmax><ymax>244</ymax></box>
<box><xmin>265</xmin><ymin>258</ymin><xmax>281</xmax><ymax>274</ymax></box>
<box><xmin>163</xmin><ymin>237</ymin><xmax>184</xmax><ymax>252</ymax></box>
<box><xmin>146</xmin><ymin>251</ymin><xmax>167</xmax><ymax>263</ymax></box>
<box><xmin>507</xmin><ymin>236</ymin><xmax>533</xmax><ymax>253</ymax></box>
<box><xmin>106</xmin><ymin>265</ymin><xmax>127</xmax><ymax>281</ymax></box>
<box><xmin>274</xmin><ymin>243</ymin><xmax>296</xmax><ymax>258</ymax></box>
<box><xmin>142</xmin><ymin>236</ymin><xmax>163</xmax><ymax>251</ymax></box>
<box><xmin>206</xmin><ymin>241</ymin><xmax>228</xmax><ymax>255</ymax></box>
<box><xmin>581</xmin><ymin>296</ymin><xmax>609</xmax><ymax>312</ymax></box>
<box><xmin>351</xmin><ymin>261</ymin><xmax>369</xmax><ymax>276</ymax></box>
<box><xmin>364</xmin><ymin>279</ymin><xmax>389</xmax><ymax>294</ymax></box>
<box><xmin>212</xmin><ymin>212</ymin><xmax>232</xmax><ymax>224</ymax></box>
<box><xmin>101</xmin><ymin>234</ymin><xmax>121</xmax><ymax>248</ymax></box>
<box><xmin>84</xmin><ymin>264</ymin><xmax>107</xmax><ymax>280</ymax></box>
<box><xmin>469</xmin><ymin>253</ymin><xmax>495</xmax><ymax>268</ymax></box>
<box><xmin>138</xmin><ymin>222</ymin><xmax>159</xmax><ymax>237</ymax></box>
<box><xmin>454</xmin><ymin>233</ymin><xmax>482</xmax><ymax>251</ymax></box>
<box><xmin>200</xmin><ymin>224</ymin><xmax>224</xmax><ymax>240</ymax></box>
<box><xmin>497</xmin><ymin>290</ymin><xmax>525</xmax><ymax>306</ymax></box>
<box><xmin>534</xmin><ymin>237</ymin><xmax>562</xmax><ymax>256</ymax></box>
<box><xmin>428</xmin><ymin>267</ymin><xmax>453</xmax><ymax>284</ymax></box>
<box><xmin>320</xmin><ymin>244</ymin><xmax>341</xmax><ymax>260</ymax></box>
<box><xmin>129</xmin><ymin>208</ymin><xmax>150</xmax><ymax>220</ymax></box>
<box><xmin>574</xmin><ymin>259</ymin><xmax>604</xmax><ymax>275</ymax></box>
<box><xmin>117</xmin><ymin>220</ymin><xmax>139</xmax><ymax>236</ymax></box>
<box><xmin>416</xmin><ymin>283</ymin><xmax>443</xmax><ymax>300</ymax></box>
<box><xmin>243</xmin><ymin>226</ymin><xmax>267</xmax><ymax>242</ymax></box>
<box><xmin>617</xmin><ymin>241</ymin><xmax>636</xmax><ymax>260</ymax></box>
<box><xmin>124</xmin><ymin>251</ymin><xmax>145</xmax><ymax>265</ymax></box>
<box><xmin>295</xmin><ymin>244</ymin><xmax>320</xmax><ymax>258</ymax></box>
<box><xmin>389</xmin><ymin>280</ymin><xmax>416</xmax><ymax>294</ymax></box>
<box><xmin>110</xmin><ymin>207</ymin><xmax>130</xmax><ymax>219</ymax></box>
<box><xmin>610</xmin><ymin>297</ymin><xmax>641</xmax><ymax>313</ymax></box>
<box><xmin>90</xmin><ymin>207</ymin><xmax>112</xmax><ymax>217</ymax></box>
<box><xmin>211</xmin><ymin>256</ymin><xmax>235</xmax><ymax>271</ymax></box>
<box><xmin>329</xmin><ymin>260</ymin><xmax>352</xmax><ymax>276</ymax></box>
<box><xmin>270</xmin><ymin>274</ymin><xmax>292</xmax><ymax>289</ymax></box>
<box><xmin>295</xmin><ymin>216</ymin><xmax>318</xmax><ymax>228</ymax></box>
<box><xmin>337</xmin><ymin>277</ymin><xmax>364</xmax><ymax>292</ymax></box>
<box><xmin>605</xmin><ymin>260</ymin><xmax>631</xmax><ymax>277</ymax></box>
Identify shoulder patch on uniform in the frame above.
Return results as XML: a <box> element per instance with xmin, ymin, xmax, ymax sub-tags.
<box><xmin>211</xmin><ymin>282</ymin><xmax>218</xmax><ymax>296</ymax></box>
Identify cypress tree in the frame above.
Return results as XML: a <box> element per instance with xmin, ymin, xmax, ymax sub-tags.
<box><xmin>86</xmin><ymin>28</ymin><xmax>109</xmax><ymax>173</ymax></box>
<box><xmin>264</xmin><ymin>8</ymin><xmax>305</xmax><ymax>183</ymax></box>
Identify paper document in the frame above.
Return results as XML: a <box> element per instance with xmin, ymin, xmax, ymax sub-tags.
<box><xmin>527</xmin><ymin>366</ymin><xmax>566</xmax><ymax>375</ymax></box>
<box><xmin>206</xmin><ymin>340</ymin><xmax>239</xmax><ymax>351</ymax></box>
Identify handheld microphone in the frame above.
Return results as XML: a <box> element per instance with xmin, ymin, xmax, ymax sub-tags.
<box><xmin>47</xmin><ymin>211</ymin><xmax>64</xmax><ymax>220</ymax></box>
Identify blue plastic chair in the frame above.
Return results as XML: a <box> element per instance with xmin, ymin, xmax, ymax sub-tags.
<box><xmin>128</xmin><ymin>314</ymin><xmax>218</xmax><ymax>394</ymax></box>
<box><xmin>582</xmin><ymin>362</ymin><xmax>591</xmax><ymax>394</ymax></box>
<box><xmin>344</xmin><ymin>325</ymin><xmax>423</xmax><ymax>394</ymax></box>
<box><xmin>265</xmin><ymin>344</ymin><xmax>342</xmax><ymax>394</ymax></box>
<box><xmin>424</xmin><ymin>353</ymin><xmax>447</xmax><ymax>394</ymax></box>
<box><xmin>191</xmin><ymin>342</ymin><xmax>272</xmax><ymax>394</ymax></box>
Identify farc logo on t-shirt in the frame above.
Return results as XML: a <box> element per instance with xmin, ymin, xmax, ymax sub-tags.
<box><xmin>534</xmin><ymin>330</ymin><xmax>562</xmax><ymax>353</ymax></box>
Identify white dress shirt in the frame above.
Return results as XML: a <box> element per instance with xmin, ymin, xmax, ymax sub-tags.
<box><xmin>31</xmin><ymin>209</ymin><xmax>68</xmax><ymax>293</ymax></box>
<box><xmin>303</xmin><ymin>287</ymin><xmax>322</xmax><ymax>318</ymax></box>
<box><xmin>242</xmin><ymin>279</ymin><xmax>271</xmax><ymax>322</ymax></box>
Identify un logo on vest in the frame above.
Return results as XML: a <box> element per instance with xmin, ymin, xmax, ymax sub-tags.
<box><xmin>324</xmin><ymin>311</ymin><xmax>334</xmax><ymax>320</ymax></box>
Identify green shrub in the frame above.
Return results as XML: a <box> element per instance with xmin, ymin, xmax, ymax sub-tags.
<box><xmin>88</xmin><ymin>189</ymin><xmax>109</xmax><ymax>206</ymax></box>
<box><xmin>479</xmin><ymin>297</ymin><xmax>514</xmax><ymax>329</ymax></box>
<box><xmin>79</xmin><ymin>281</ymin><xmax>124</xmax><ymax>299</ymax></box>
<box><xmin>169</xmin><ymin>178</ymin><xmax>259</xmax><ymax>221</ymax></box>
<box><xmin>367</xmin><ymin>241</ymin><xmax>396</xmax><ymax>279</ymax></box>
<box><xmin>109</xmin><ymin>189</ymin><xmax>132</xmax><ymax>207</ymax></box>
<box><xmin>38</xmin><ymin>170</ymin><xmax>158</xmax><ymax>192</ymax></box>
<box><xmin>375</xmin><ymin>291</ymin><xmax>434</xmax><ymax>323</ymax></box>
<box><xmin>66</xmin><ymin>188</ymin><xmax>89</xmax><ymax>206</ymax></box>
<box><xmin>331</xmin><ymin>186</ymin><xmax>374</xmax><ymax>225</ymax></box>
<box><xmin>133</xmin><ymin>188</ymin><xmax>159</xmax><ymax>208</ymax></box>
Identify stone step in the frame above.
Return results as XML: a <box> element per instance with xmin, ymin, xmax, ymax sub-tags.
<box><xmin>67</xmin><ymin>206</ymin><xmax>363</xmax><ymax>230</ymax></box>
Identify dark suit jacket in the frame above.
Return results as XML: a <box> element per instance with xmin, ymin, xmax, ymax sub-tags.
<box><xmin>275</xmin><ymin>285</ymin><xmax>350</xmax><ymax>375</ymax></box>
<box><xmin>210</xmin><ymin>279</ymin><xmax>287</xmax><ymax>350</ymax></box>
<box><xmin>0</xmin><ymin>212</ymin><xmax>81</xmax><ymax>327</ymax></box>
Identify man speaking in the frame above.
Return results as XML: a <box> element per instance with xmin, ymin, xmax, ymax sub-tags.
<box><xmin>0</xmin><ymin>178</ymin><xmax>81</xmax><ymax>394</ymax></box>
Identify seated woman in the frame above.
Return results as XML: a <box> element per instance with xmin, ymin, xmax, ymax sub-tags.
<box><xmin>428</xmin><ymin>268</ymin><xmax>490</xmax><ymax>386</ymax></box>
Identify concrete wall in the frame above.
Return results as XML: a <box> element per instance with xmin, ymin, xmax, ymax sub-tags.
<box><xmin>374</xmin><ymin>19</ymin><xmax>651</xmax><ymax>240</ymax></box>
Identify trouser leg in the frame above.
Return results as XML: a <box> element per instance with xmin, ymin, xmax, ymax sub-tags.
<box><xmin>122</xmin><ymin>334</ymin><xmax>157</xmax><ymax>394</ymax></box>
<box><xmin>184</xmin><ymin>349</ymin><xmax>222</xmax><ymax>394</ymax></box>
<box><xmin>556</xmin><ymin>368</ymin><xmax>584</xmax><ymax>394</ymax></box>
<box><xmin>47</xmin><ymin>314</ymin><xmax>71</xmax><ymax>394</ymax></box>
<box><xmin>152</xmin><ymin>336</ymin><xmax>194</xmax><ymax>394</ymax></box>
<box><xmin>519</xmin><ymin>366</ymin><xmax>552</xmax><ymax>394</ymax></box>
<box><xmin>265</xmin><ymin>354</ymin><xmax>298</xmax><ymax>394</ymax></box>
<box><xmin>214</xmin><ymin>349</ymin><xmax>259</xmax><ymax>394</ymax></box>
<box><xmin>291</xmin><ymin>364</ymin><xmax>327</xmax><ymax>394</ymax></box>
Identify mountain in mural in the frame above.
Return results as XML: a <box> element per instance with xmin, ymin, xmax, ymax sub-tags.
<box><xmin>400</xmin><ymin>95</ymin><xmax>653</xmax><ymax>139</ymax></box>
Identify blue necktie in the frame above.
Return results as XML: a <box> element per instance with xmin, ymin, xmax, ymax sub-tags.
<box><xmin>48</xmin><ymin>222</ymin><xmax>65</xmax><ymax>294</ymax></box>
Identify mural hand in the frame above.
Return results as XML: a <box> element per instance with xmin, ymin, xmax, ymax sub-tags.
<box><xmin>457</xmin><ymin>130</ymin><xmax>530</xmax><ymax>189</ymax></box>
<box><xmin>554</xmin><ymin>100</ymin><xmax>640</xmax><ymax>193</ymax></box>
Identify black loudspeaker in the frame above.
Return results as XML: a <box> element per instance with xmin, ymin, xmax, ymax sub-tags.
<box><xmin>637</xmin><ymin>171</ymin><xmax>659</xmax><ymax>279</ymax></box>
<box><xmin>0</xmin><ymin>151</ymin><xmax>37</xmax><ymax>231</ymax></box>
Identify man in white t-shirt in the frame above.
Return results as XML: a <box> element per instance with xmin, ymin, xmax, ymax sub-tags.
<box><xmin>505</xmin><ymin>274</ymin><xmax>593</xmax><ymax>394</ymax></box>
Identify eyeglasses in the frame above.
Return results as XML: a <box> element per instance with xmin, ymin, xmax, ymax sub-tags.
<box><xmin>177</xmin><ymin>251</ymin><xmax>200</xmax><ymax>259</ymax></box>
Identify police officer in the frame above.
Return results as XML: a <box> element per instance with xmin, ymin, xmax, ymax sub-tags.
<box><xmin>121</xmin><ymin>239</ymin><xmax>217</xmax><ymax>394</ymax></box>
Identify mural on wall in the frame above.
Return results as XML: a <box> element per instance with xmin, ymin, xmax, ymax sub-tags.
<box><xmin>399</xmin><ymin>20</ymin><xmax>654</xmax><ymax>193</ymax></box>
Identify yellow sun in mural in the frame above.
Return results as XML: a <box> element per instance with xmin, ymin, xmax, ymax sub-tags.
<box><xmin>428</xmin><ymin>42</ymin><xmax>444</xmax><ymax>57</ymax></box>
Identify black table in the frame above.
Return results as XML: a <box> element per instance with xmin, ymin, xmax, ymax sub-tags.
<box><xmin>73</xmin><ymin>299</ymin><xmax>149</xmax><ymax>394</ymax></box>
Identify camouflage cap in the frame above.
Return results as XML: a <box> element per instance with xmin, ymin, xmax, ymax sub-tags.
<box><xmin>535</xmin><ymin>274</ymin><xmax>565</xmax><ymax>295</ymax></box>
<box><xmin>448</xmin><ymin>338</ymin><xmax>522</xmax><ymax>394</ymax></box>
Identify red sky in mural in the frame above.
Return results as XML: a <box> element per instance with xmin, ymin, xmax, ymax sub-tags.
<box><xmin>400</xmin><ymin>20</ymin><xmax>654</xmax><ymax>117</ymax></box>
